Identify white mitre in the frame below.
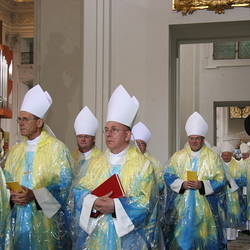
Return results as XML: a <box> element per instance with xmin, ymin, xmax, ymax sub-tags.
<box><xmin>220</xmin><ymin>141</ymin><xmax>234</xmax><ymax>153</ymax></box>
<box><xmin>74</xmin><ymin>106</ymin><xmax>99</xmax><ymax>136</ymax></box>
<box><xmin>106</xmin><ymin>85</ymin><xmax>139</xmax><ymax>128</ymax></box>
<box><xmin>20</xmin><ymin>84</ymin><xmax>52</xmax><ymax>119</ymax></box>
<box><xmin>185</xmin><ymin>111</ymin><xmax>208</xmax><ymax>137</ymax></box>
<box><xmin>240</xmin><ymin>143</ymin><xmax>250</xmax><ymax>154</ymax></box>
<box><xmin>132</xmin><ymin>122</ymin><xmax>151</xmax><ymax>143</ymax></box>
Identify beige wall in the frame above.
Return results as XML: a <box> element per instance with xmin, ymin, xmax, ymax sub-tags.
<box><xmin>34</xmin><ymin>0</ymin><xmax>250</xmax><ymax>163</ymax></box>
<box><xmin>34</xmin><ymin>0</ymin><xmax>83</xmax><ymax>153</ymax></box>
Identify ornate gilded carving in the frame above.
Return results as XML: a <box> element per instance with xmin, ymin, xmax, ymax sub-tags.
<box><xmin>0</xmin><ymin>0</ymin><xmax>34</xmax><ymax>24</ymax></box>
<box><xmin>12</xmin><ymin>13</ymin><xmax>33</xmax><ymax>24</ymax></box>
<box><xmin>230</xmin><ymin>106</ymin><xmax>250</xmax><ymax>119</ymax></box>
<box><xmin>173</xmin><ymin>0</ymin><xmax>250</xmax><ymax>14</ymax></box>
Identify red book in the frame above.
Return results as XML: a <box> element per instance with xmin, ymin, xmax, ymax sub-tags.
<box><xmin>91</xmin><ymin>174</ymin><xmax>125</xmax><ymax>217</ymax></box>
<box><xmin>92</xmin><ymin>174</ymin><xmax>125</xmax><ymax>198</ymax></box>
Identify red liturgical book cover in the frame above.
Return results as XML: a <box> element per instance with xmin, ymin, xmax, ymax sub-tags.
<box><xmin>92</xmin><ymin>174</ymin><xmax>125</xmax><ymax>198</ymax></box>
<box><xmin>91</xmin><ymin>174</ymin><xmax>125</xmax><ymax>217</ymax></box>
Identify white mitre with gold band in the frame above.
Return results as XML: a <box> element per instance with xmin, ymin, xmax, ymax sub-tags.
<box><xmin>185</xmin><ymin>111</ymin><xmax>208</xmax><ymax>137</ymax></box>
<box><xmin>74</xmin><ymin>106</ymin><xmax>99</xmax><ymax>136</ymax></box>
<box><xmin>20</xmin><ymin>84</ymin><xmax>52</xmax><ymax>119</ymax></box>
<box><xmin>106</xmin><ymin>85</ymin><xmax>139</xmax><ymax>128</ymax></box>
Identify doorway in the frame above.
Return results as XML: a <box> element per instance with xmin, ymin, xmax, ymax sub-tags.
<box><xmin>169</xmin><ymin>20</ymin><xmax>250</xmax><ymax>156</ymax></box>
<box><xmin>214</xmin><ymin>101</ymin><xmax>250</xmax><ymax>148</ymax></box>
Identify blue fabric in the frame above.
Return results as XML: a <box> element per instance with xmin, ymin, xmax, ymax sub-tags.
<box><xmin>164</xmin><ymin>146</ymin><xmax>227</xmax><ymax>250</ymax></box>
<box><xmin>70</xmin><ymin>146</ymin><xmax>160</xmax><ymax>250</ymax></box>
<box><xmin>5</xmin><ymin>130</ymin><xmax>73</xmax><ymax>250</ymax></box>
<box><xmin>180</xmin><ymin>158</ymin><xmax>198</xmax><ymax>249</ymax></box>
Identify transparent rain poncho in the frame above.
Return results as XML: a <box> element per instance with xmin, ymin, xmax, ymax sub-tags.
<box><xmin>0</xmin><ymin>167</ymin><xmax>12</xmax><ymax>250</ymax></box>
<box><xmin>71</xmin><ymin>146</ymin><xmax>102</xmax><ymax>177</ymax></box>
<box><xmin>144</xmin><ymin>151</ymin><xmax>164</xmax><ymax>193</ymax></box>
<box><xmin>68</xmin><ymin>144</ymin><xmax>161</xmax><ymax>250</ymax></box>
<box><xmin>4</xmin><ymin>125</ymin><xmax>74</xmax><ymax>250</ymax></box>
<box><xmin>221</xmin><ymin>157</ymin><xmax>246</xmax><ymax>228</ymax></box>
<box><xmin>163</xmin><ymin>145</ymin><xmax>227</xmax><ymax>250</ymax></box>
<box><xmin>242</xmin><ymin>158</ymin><xmax>250</xmax><ymax>220</ymax></box>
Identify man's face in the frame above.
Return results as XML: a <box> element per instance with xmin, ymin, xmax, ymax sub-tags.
<box><xmin>136</xmin><ymin>140</ymin><xmax>147</xmax><ymax>154</ymax></box>
<box><xmin>18</xmin><ymin>111</ymin><xmax>43</xmax><ymax>140</ymax></box>
<box><xmin>76</xmin><ymin>134</ymin><xmax>95</xmax><ymax>153</ymax></box>
<box><xmin>188</xmin><ymin>135</ymin><xmax>204</xmax><ymax>152</ymax></box>
<box><xmin>242</xmin><ymin>153</ymin><xmax>249</xmax><ymax>160</ymax></box>
<box><xmin>221</xmin><ymin>152</ymin><xmax>232</xmax><ymax>163</ymax></box>
<box><xmin>104</xmin><ymin>121</ymin><xmax>131</xmax><ymax>154</ymax></box>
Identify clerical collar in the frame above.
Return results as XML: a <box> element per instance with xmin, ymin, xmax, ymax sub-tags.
<box><xmin>26</xmin><ymin>135</ymin><xmax>41</xmax><ymax>152</ymax></box>
<box><xmin>110</xmin><ymin>147</ymin><xmax>127</xmax><ymax>157</ymax></box>
<box><xmin>224</xmin><ymin>161</ymin><xmax>230</xmax><ymax>166</ymax></box>
<box><xmin>80</xmin><ymin>148</ymin><xmax>93</xmax><ymax>160</ymax></box>
<box><xmin>109</xmin><ymin>147</ymin><xmax>128</xmax><ymax>165</ymax></box>
<box><xmin>190</xmin><ymin>148</ymin><xmax>202</xmax><ymax>159</ymax></box>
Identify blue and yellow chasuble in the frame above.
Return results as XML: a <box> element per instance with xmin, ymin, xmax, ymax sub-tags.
<box><xmin>70</xmin><ymin>145</ymin><xmax>160</xmax><ymax>250</ymax></box>
<box><xmin>71</xmin><ymin>146</ymin><xmax>101</xmax><ymax>176</ymax></box>
<box><xmin>223</xmin><ymin>157</ymin><xmax>246</xmax><ymax>228</ymax></box>
<box><xmin>164</xmin><ymin>146</ymin><xmax>227</xmax><ymax>250</ymax></box>
<box><xmin>4</xmin><ymin>129</ymin><xmax>73</xmax><ymax>250</ymax></box>
<box><xmin>0</xmin><ymin>167</ymin><xmax>11</xmax><ymax>250</ymax></box>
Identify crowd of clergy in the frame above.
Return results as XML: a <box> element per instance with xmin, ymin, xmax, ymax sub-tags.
<box><xmin>0</xmin><ymin>84</ymin><xmax>250</xmax><ymax>250</ymax></box>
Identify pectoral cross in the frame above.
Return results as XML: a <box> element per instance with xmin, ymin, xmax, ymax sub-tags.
<box><xmin>24</xmin><ymin>170</ymin><xmax>32</xmax><ymax>181</ymax></box>
<box><xmin>24</xmin><ymin>162</ymin><xmax>32</xmax><ymax>181</ymax></box>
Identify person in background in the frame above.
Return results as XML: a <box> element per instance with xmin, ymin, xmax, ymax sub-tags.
<box><xmin>220</xmin><ymin>141</ymin><xmax>246</xmax><ymax>241</ymax></box>
<box><xmin>132</xmin><ymin>121</ymin><xmax>165</xmax><ymax>248</ymax></box>
<box><xmin>243</xmin><ymin>115</ymin><xmax>250</xmax><ymax>234</ymax></box>
<box><xmin>69</xmin><ymin>85</ymin><xmax>160</xmax><ymax>250</ymax></box>
<box><xmin>72</xmin><ymin>106</ymin><xmax>101</xmax><ymax>176</ymax></box>
<box><xmin>132</xmin><ymin>122</ymin><xmax>164</xmax><ymax>192</ymax></box>
<box><xmin>4</xmin><ymin>84</ymin><xmax>73</xmax><ymax>250</ymax></box>
<box><xmin>240</xmin><ymin>143</ymin><xmax>250</xmax><ymax>161</ymax></box>
<box><xmin>239</xmin><ymin>142</ymin><xmax>249</xmax><ymax>222</ymax></box>
<box><xmin>164</xmin><ymin>111</ymin><xmax>227</xmax><ymax>250</ymax></box>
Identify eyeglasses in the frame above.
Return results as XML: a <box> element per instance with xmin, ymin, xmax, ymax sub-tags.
<box><xmin>76</xmin><ymin>135</ymin><xmax>93</xmax><ymax>139</ymax></box>
<box><xmin>103</xmin><ymin>128</ymin><xmax>129</xmax><ymax>135</ymax></box>
<box><xmin>17</xmin><ymin>117</ymin><xmax>38</xmax><ymax>123</ymax></box>
<box><xmin>136</xmin><ymin>141</ymin><xmax>146</xmax><ymax>146</ymax></box>
<box><xmin>188</xmin><ymin>136</ymin><xmax>203</xmax><ymax>142</ymax></box>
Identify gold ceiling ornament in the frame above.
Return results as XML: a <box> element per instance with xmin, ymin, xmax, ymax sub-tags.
<box><xmin>172</xmin><ymin>0</ymin><xmax>250</xmax><ymax>14</ymax></box>
<box><xmin>230</xmin><ymin>106</ymin><xmax>250</xmax><ymax>119</ymax></box>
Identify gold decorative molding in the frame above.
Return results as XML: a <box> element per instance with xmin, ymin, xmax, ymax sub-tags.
<box><xmin>0</xmin><ymin>0</ymin><xmax>34</xmax><ymax>25</ymax></box>
<box><xmin>0</xmin><ymin>8</ymin><xmax>12</xmax><ymax>24</ymax></box>
<box><xmin>12</xmin><ymin>13</ymin><xmax>34</xmax><ymax>24</ymax></box>
<box><xmin>0</xmin><ymin>8</ymin><xmax>33</xmax><ymax>25</ymax></box>
<box><xmin>0</xmin><ymin>0</ymin><xmax>34</xmax><ymax>11</ymax></box>
<box><xmin>172</xmin><ymin>0</ymin><xmax>250</xmax><ymax>14</ymax></box>
<box><xmin>230</xmin><ymin>106</ymin><xmax>250</xmax><ymax>119</ymax></box>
